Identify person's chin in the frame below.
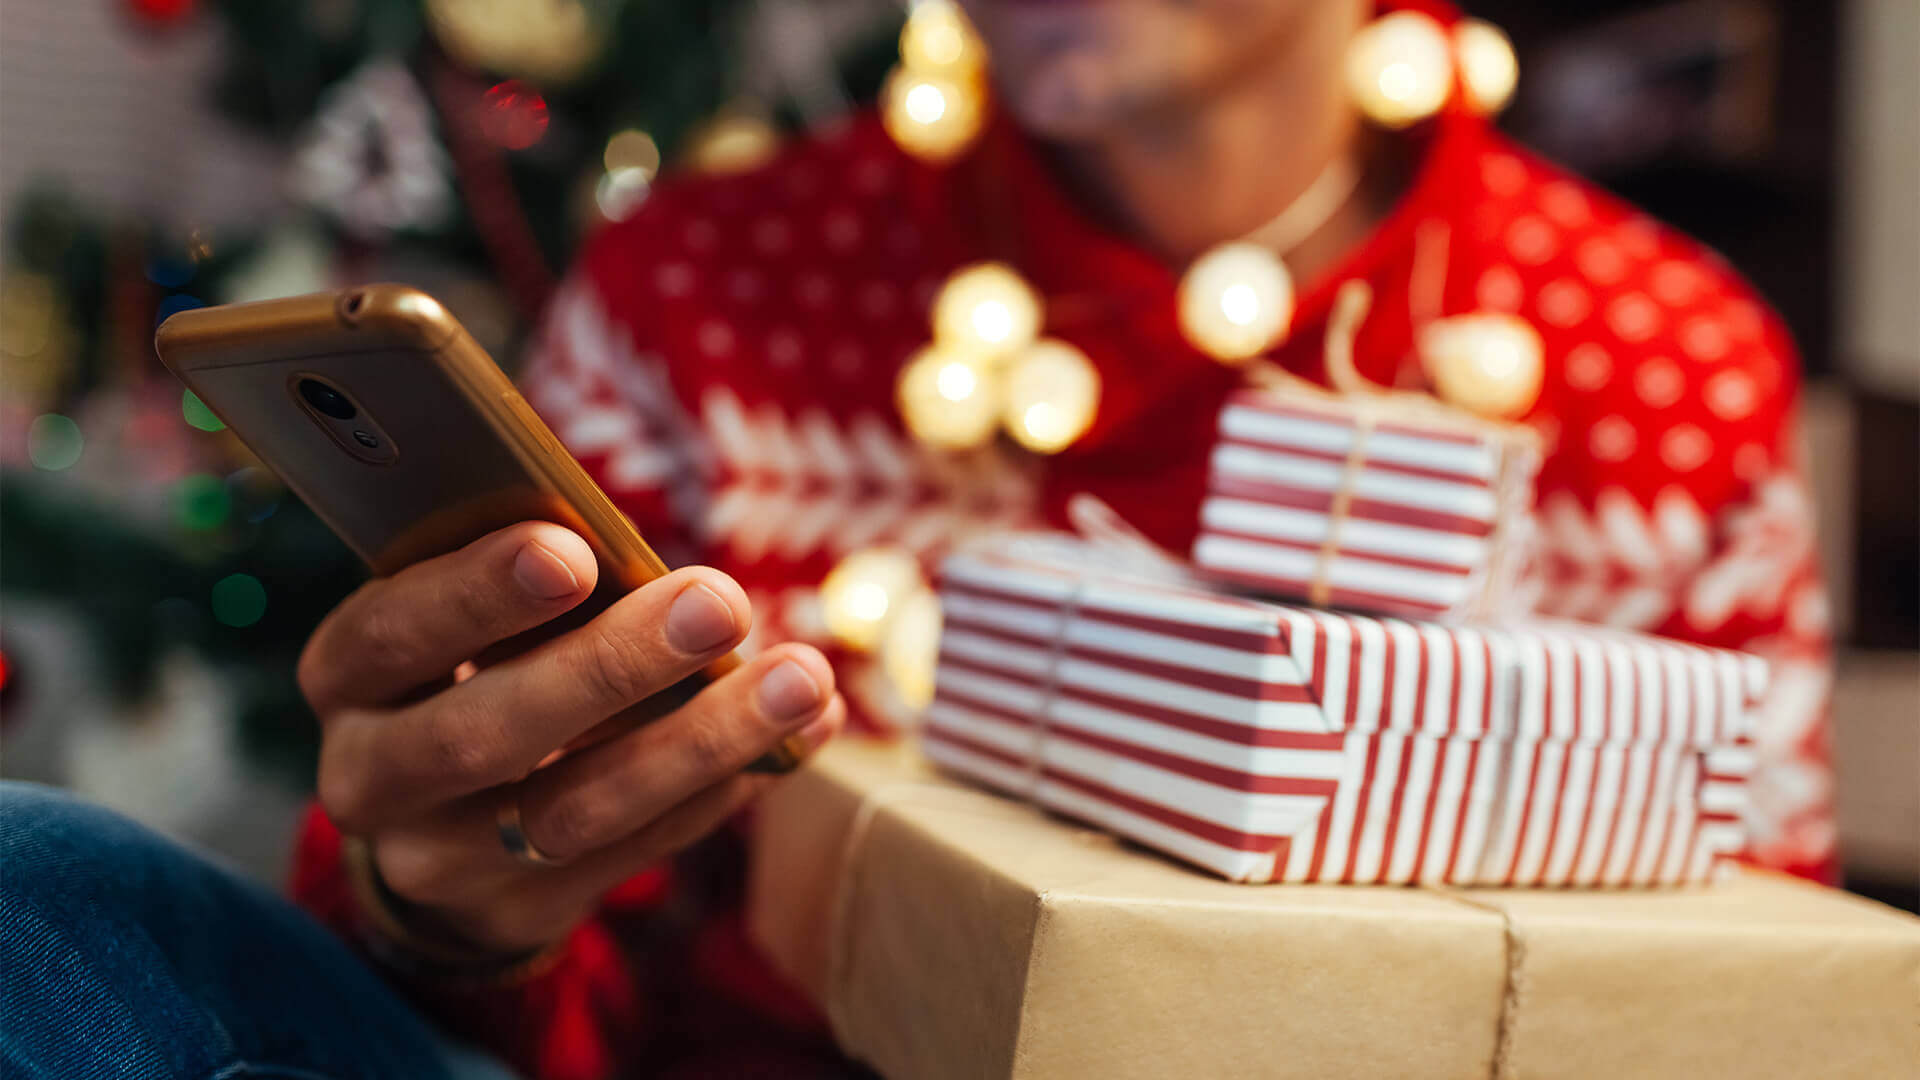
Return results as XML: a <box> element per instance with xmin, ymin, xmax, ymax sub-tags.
<box><xmin>1000</xmin><ymin>56</ymin><xmax>1130</xmax><ymax>140</ymax></box>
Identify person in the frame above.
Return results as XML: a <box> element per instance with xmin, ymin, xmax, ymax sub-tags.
<box><xmin>2</xmin><ymin>1</ymin><xmax>1833</xmax><ymax>1078</ymax></box>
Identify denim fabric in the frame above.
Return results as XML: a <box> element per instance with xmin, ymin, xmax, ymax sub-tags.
<box><xmin>0</xmin><ymin>782</ymin><xmax>516</xmax><ymax>1080</ymax></box>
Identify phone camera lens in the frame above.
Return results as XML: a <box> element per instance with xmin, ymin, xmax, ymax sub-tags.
<box><xmin>351</xmin><ymin>430</ymin><xmax>379</xmax><ymax>449</ymax></box>
<box><xmin>298</xmin><ymin>378</ymin><xmax>356</xmax><ymax>420</ymax></box>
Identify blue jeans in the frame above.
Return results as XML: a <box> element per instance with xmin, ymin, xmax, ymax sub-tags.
<box><xmin>0</xmin><ymin>782</ymin><xmax>517</xmax><ymax>1080</ymax></box>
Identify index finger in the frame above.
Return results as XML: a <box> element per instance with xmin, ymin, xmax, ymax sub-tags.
<box><xmin>298</xmin><ymin>522</ymin><xmax>598</xmax><ymax>714</ymax></box>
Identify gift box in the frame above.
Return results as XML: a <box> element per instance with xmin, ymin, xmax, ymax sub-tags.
<box><xmin>1192</xmin><ymin>388</ymin><xmax>1540</xmax><ymax>622</ymax></box>
<box><xmin>923</xmin><ymin>536</ymin><xmax>1760</xmax><ymax>885</ymax></box>
<box><xmin>747</xmin><ymin>740</ymin><xmax>1920</xmax><ymax>1080</ymax></box>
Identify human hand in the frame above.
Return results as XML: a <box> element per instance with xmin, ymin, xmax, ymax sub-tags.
<box><xmin>298</xmin><ymin>522</ymin><xmax>842</xmax><ymax>955</ymax></box>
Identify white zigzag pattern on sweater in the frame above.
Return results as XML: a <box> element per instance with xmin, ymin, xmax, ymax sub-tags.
<box><xmin>527</xmin><ymin>278</ymin><xmax>1038</xmax><ymax>567</ymax></box>
<box><xmin>698</xmin><ymin>386</ymin><xmax>1037</xmax><ymax>564</ymax></box>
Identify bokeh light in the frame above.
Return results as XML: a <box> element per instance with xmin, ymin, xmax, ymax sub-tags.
<box><xmin>895</xmin><ymin>343</ymin><xmax>1000</xmax><ymax>450</ymax></box>
<box><xmin>1001</xmin><ymin>339</ymin><xmax>1101</xmax><ymax>454</ymax></box>
<box><xmin>182</xmin><ymin>389</ymin><xmax>225</xmax><ymax>432</ymax></box>
<box><xmin>211</xmin><ymin>573</ymin><xmax>268</xmax><ymax>628</ymax></box>
<box><xmin>899</xmin><ymin>0</ymin><xmax>984</xmax><ymax>78</ymax></box>
<box><xmin>1344</xmin><ymin>10</ymin><xmax>1453</xmax><ymax>129</ymax></box>
<box><xmin>27</xmin><ymin>414</ymin><xmax>83</xmax><ymax>470</ymax></box>
<box><xmin>595</xmin><ymin>167</ymin><xmax>652</xmax><ymax>222</ymax></box>
<box><xmin>480</xmin><ymin>80</ymin><xmax>551</xmax><ymax>150</ymax></box>
<box><xmin>1454</xmin><ymin>18</ymin><xmax>1519</xmax><ymax>115</ymax></box>
<box><xmin>603</xmin><ymin>129</ymin><xmax>661</xmax><ymax>178</ymax></box>
<box><xmin>880</xmin><ymin>66</ymin><xmax>983</xmax><ymax>163</ymax></box>
<box><xmin>931</xmin><ymin>262</ymin><xmax>1041</xmax><ymax>355</ymax></box>
<box><xmin>1177</xmin><ymin>243</ymin><xmax>1295</xmax><ymax>362</ymax></box>
<box><xmin>880</xmin><ymin>585</ymin><xmax>943</xmax><ymax>710</ymax></box>
<box><xmin>174</xmin><ymin>473</ymin><xmax>232</xmax><ymax>531</ymax></box>
<box><xmin>682</xmin><ymin>111</ymin><xmax>779</xmax><ymax>174</ymax></box>
<box><xmin>820</xmin><ymin>546</ymin><xmax>926</xmax><ymax>653</ymax></box>
<box><xmin>1418</xmin><ymin>312</ymin><xmax>1545</xmax><ymax>419</ymax></box>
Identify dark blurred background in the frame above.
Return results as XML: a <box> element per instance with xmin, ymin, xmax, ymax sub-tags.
<box><xmin>1</xmin><ymin>0</ymin><xmax>1913</xmax><ymax>904</ymax></box>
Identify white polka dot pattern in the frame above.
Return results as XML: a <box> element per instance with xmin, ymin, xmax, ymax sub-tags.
<box><xmin>1589</xmin><ymin>415</ymin><xmax>1636</xmax><ymax>461</ymax></box>
<box><xmin>1564</xmin><ymin>343</ymin><xmax>1612</xmax><ymax>391</ymax></box>
<box><xmin>1658</xmin><ymin>423</ymin><xmax>1710</xmax><ymax>471</ymax></box>
<box><xmin>1537</xmin><ymin>278</ymin><xmax>1591</xmax><ymax>327</ymax></box>
<box><xmin>1633</xmin><ymin>358</ymin><xmax>1684</xmax><ymax>408</ymax></box>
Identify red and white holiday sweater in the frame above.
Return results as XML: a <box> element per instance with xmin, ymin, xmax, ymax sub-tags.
<box><xmin>292</xmin><ymin>27</ymin><xmax>1834</xmax><ymax>1080</ymax></box>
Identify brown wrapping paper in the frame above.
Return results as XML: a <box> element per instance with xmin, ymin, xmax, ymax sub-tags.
<box><xmin>748</xmin><ymin>739</ymin><xmax>1920</xmax><ymax>1080</ymax></box>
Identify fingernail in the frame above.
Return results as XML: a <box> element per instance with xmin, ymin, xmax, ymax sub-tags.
<box><xmin>758</xmin><ymin>659</ymin><xmax>823</xmax><ymax>721</ymax></box>
<box><xmin>514</xmin><ymin>540</ymin><xmax>580</xmax><ymax>600</ymax></box>
<box><xmin>791</xmin><ymin>712</ymin><xmax>840</xmax><ymax>757</ymax></box>
<box><xmin>666</xmin><ymin>583</ymin><xmax>737</xmax><ymax>654</ymax></box>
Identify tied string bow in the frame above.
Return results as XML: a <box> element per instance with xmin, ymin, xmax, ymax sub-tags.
<box><xmin>1240</xmin><ymin>279</ymin><xmax>1541</xmax><ymax>615</ymax></box>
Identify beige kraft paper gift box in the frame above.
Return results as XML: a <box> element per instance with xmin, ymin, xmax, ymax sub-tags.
<box><xmin>748</xmin><ymin>739</ymin><xmax>1920</xmax><ymax>1080</ymax></box>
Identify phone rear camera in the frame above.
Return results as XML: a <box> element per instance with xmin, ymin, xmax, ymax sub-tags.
<box><xmin>351</xmin><ymin>430</ymin><xmax>380</xmax><ymax>448</ymax></box>
<box><xmin>298</xmin><ymin>378</ymin><xmax>356</xmax><ymax>420</ymax></box>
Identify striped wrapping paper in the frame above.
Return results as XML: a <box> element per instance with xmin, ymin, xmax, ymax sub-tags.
<box><xmin>1192</xmin><ymin>388</ymin><xmax>1540</xmax><ymax>623</ymax></box>
<box><xmin>922</xmin><ymin>536</ymin><xmax>1761</xmax><ymax>885</ymax></box>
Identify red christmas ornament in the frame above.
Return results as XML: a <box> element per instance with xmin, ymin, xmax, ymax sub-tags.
<box><xmin>479</xmin><ymin>80</ymin><xmax>549</xmax><ymax>151</ymax></box>
<box><xmin>125</xmin><ymin>0</ymin><xmax>197</xmax><ymax>25</ymax></box>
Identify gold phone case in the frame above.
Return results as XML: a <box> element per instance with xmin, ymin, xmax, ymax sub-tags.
<box><xmin>155</xmin><ymin>284</ymin><xmax>800</xmax><ymax>772</ymax></box>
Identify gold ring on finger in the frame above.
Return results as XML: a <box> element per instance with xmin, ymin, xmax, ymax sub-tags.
<box><xmin>496</xmin><ymin>790</ymin><xmax>563</xmax><ymax>867</ymax></box>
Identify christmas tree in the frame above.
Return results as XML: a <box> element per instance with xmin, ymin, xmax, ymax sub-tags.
<box><xmin>1</xmin><ymin>0</ymin><xmax>901</xmax><ymax>779</ymax></box>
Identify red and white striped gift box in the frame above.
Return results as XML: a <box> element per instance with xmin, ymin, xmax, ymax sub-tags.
<box><xmin>922</xmin><ymin>536</ymin><xmax>1761</xmax><ymax>885</ymax></box>
<box><xmin>1192</xmin><ymin>389</ymin><xmax>1540</xmax><ymax>623</ymax></box>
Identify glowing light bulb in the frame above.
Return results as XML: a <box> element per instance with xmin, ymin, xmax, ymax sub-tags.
<box><xmin>1345</xmin><ymin>11</ymin><xmax>1453</xmax><ymax>129</ymax></box>
<box><xmin>900</xmin><ymin>0</ymin><xmax>984</xmax><ymax>78</ymax></box>
<box><xmin>426</xmin><ymin>0</ymin><xmax>602</xmax><ymax>84</ymax></box>
<box><xmin>820</xmin><ymin>546</ymin><xmax>927</xmax><ymax>653</ymax></box>
<box><xmin>844</xmin><ymin>582</ymin><xmax>891</xmax><ymax>622</ymax></box>
<box><xmin>1001</xmin><ymin>338</ymin><xmax>1101</xmax><ymax>453</ymax></box>
<box><xmin>1454</xmin><ymin>19</ymin><xmax>1518</xmax><ymax>115</ymax></box>
<box><xmin>1418</xmin><ymin>312</ymin><xmax>1545</xmax><ymax>419</ymax></box>
<box><xmin>683</xmin><ymin>110</ymin><xmax>779</xmax><ymax>174</ymax></box>
<box><xmin>595</xmin><ymin>166</ymin><xmax>651</xmax><ymax>221</ymax></box>
<box><xmin>1177</xmin><ymin>243</ymin><xmax>1295</xmax><ymax>363</ymax></box>
<box><xmin>880</xmin><ymin>585</ymin><xmax>944</xmax><ymax>711</ymax></box>
<box><xmin>881</xmin><ymin>65</ymin><xmax>983</xmax><ymax>163</ymax></box>
<box><xmin>904</xmin><ymin>82</ymin><xmax>948</xmax><ymax>124</ymax></box>
<box><xmin>1220</xmin><ymin>282</ymin><xmax>1259</xmax><ymax>326</ymax></box>
<box><xmin>934</xmin><ymin>358</ymin><xmax>978</xmax><ymax>402</ymax></box>
<box><xmin>896</xmin><ymin>343</ymin><xmax>1001</xmax><ymax>450</ymax></box>
<box><xmin>932</xmin><ymin>262</ymin><xmax>1041</xmax><ymax>355</ymax></box>
<box><xmin>971</xmin><ymin>300</ymin><xmax>1014</xmax><ymax>343</ymax></box>
<box><xmin>603</xmin><ymin>129</ymin><xmax>661</xmax><ymax>178</ymax></box>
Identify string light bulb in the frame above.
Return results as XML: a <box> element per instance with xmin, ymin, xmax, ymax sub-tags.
<box><xmin>899</xmin><ymin>0</ymin><xmax>985</xmax><ymax>80</ymax></box>
<box><xmin>603</xmin><ymin>129</ymin><xmax>661</xmax><ymax>178</ymax></box>
<box><xmin>1177</xmin><ymin>243</ymin><xmax>1295</xmax><ymax>363</ymax></box>
<box><xmin>1002</xmin><ymin>339</ymin><xmax>1101</xmax><ymax>453</ymax></box>
<box><xmin>931</xmin><ymin>262</ymin><xmax>1042</xmax><ymax>356</ymax></box>
<box><xmin>880</xmin><ymin>65</ymin><xmax>984</xmax><ymax>163</ymax></box>
<box><xmin>896</xmin><ymin>343</ymin><xmax>1002</xmax><ymax>450</ymax></box>
<box><xmin>1345</xmin><ymin>10</ymin><xmax>1453</xmax><ymax>129</ymax></box>
<box><xmin>820</xmin><ymin>546</ymin><xmax>928</xmax><ymax>653</ymax></box>
<box><xmin>426</xmin><ymin>0</ymin><xmax>604</xmax><ymax>85</ymax></box>
<box><xmin>880</xmin><ymin>585</ymin><xmax>943</xmax><ymax>710</ymax></box>
<box><xmin>595</xmin><ymin>167</ymin><xmax>651</xmax><ymax>222</ymax></box>
<box><xmin>682</xmin><ymin>109</ymin><xmax>779</xmax><ymax>174</ymax></box>
<box><xmin>1454</xmin><ymin>18</ymin><xmax>1518</xmax><ymax>115</ymax></box>
<box><xmin>1417</xmin><ymin>312</ymin><xmax>1545</xmax><ymax>419</ymax></box>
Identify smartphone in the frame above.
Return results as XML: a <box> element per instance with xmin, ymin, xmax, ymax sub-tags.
<box><xmin>155</xmin><ymin>284</ymin><xmax>801</xmax><ymax>771</ymax></box>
